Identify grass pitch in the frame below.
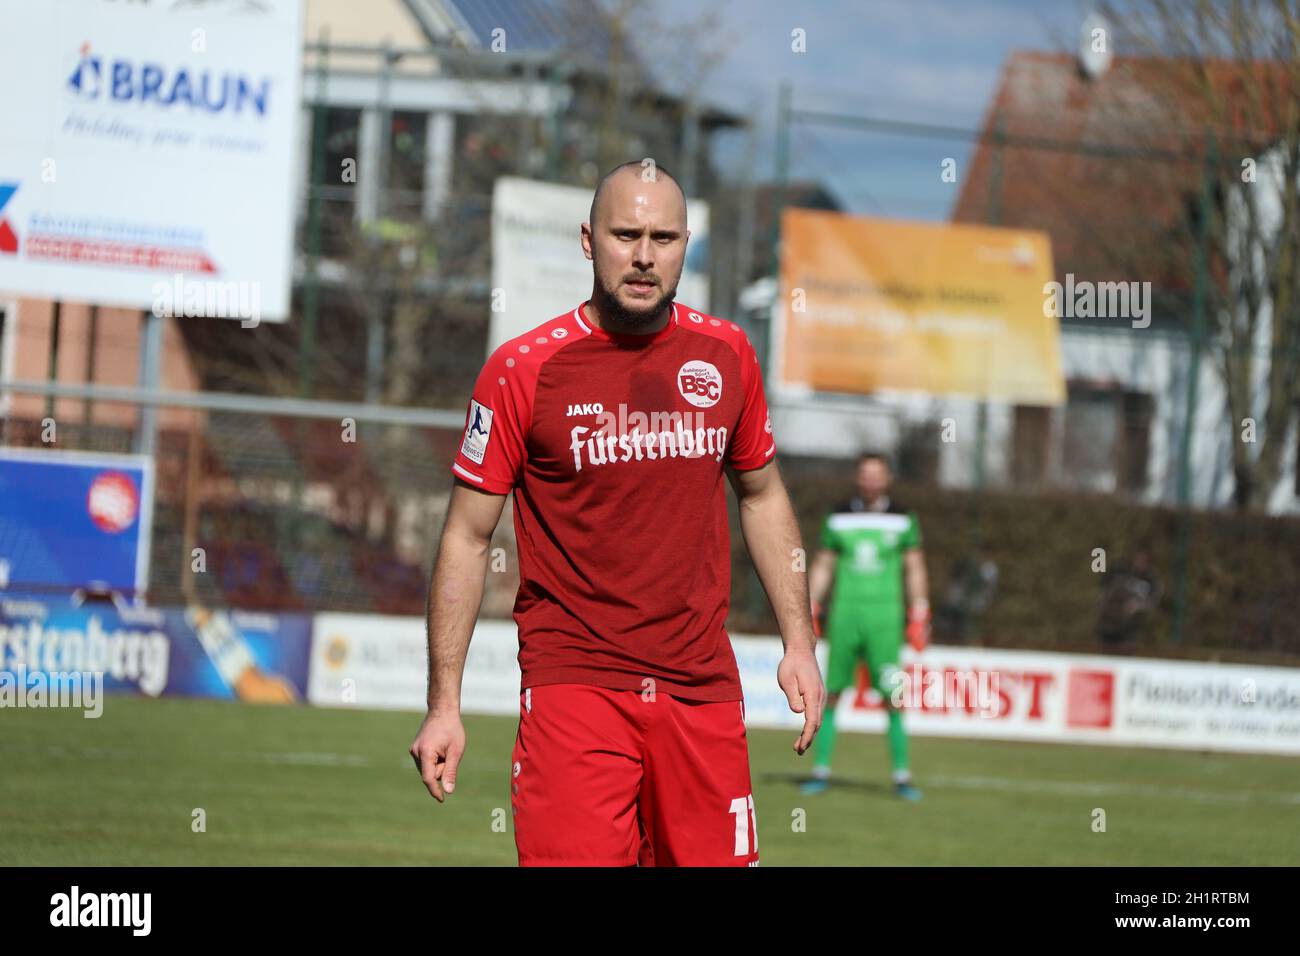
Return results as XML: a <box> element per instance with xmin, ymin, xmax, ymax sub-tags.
<box><xmin>2</xmin><ymin>695</ymin><xmax>1296</xmax><ymax>866</ymax></box>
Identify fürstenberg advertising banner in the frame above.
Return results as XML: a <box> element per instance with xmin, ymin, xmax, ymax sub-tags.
<box><xmin>307</xmin><ymin>613</ymin><xmax>1300</xmax><ymax>756</ymax></box>
<box><xmin>489</xmin><ymin>177</ymin><xmax>711</xmax><ymax>354</ymax></box>
<box><xmin>0</xmin><ymin>0</ymin><xmax>303</xmax><ymax>322</ymax></box>
<box><xmin>0</xmin><ymin>597</ymin><xmax>311</xmax><ymax>706</ymax></box>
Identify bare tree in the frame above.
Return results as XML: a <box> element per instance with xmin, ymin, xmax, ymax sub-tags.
<box><xmin>1104</xmin><ymin>0</ymin><xmax>1300</xmax><ymax>510</ymax></box>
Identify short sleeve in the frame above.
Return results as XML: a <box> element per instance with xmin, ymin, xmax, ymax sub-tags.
<box><xmin>902</xmin><ymin>512</ymin><xmax>922</xmax><ymax>550</ymax></box>
<box><xmin>725</xmin><ymin>337</ymin><xmax>776</xmax><ymax>471</ymax></box>
<box><xmin>450</xmin><ymin>348</ymin><xmax>533</xmax><ymax>495</ymax></box>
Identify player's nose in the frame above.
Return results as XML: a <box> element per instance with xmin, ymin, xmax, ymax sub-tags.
<box><xmin>631</xmin><ymin>237</ymin><xmax>654</xmax><ymax>267</ymax></box>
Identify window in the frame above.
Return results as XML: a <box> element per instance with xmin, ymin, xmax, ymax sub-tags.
<box><xmin>1119</xmin><ymin>391</ymin><xmax>1154</xmax><ymax>493</ymax></box>
<box><xmin>896</xmin><ymin>417</ymin><xmax>941</xmax><ymax>484</ymax></box>
<box><xmin>308</xmin><ymin>106</ymin><xmax>361</xmax><ymax>257</ymax></box>
<box><xmin>1059</xmin><ymin>384</ymin><xmax>1152</xmax><ymax>495</ymax></box>
<box><xmin>386</xmin><ymin>110</ymin><xmax>428</xmax><ymax>218</ymax></box>
<box><xmin>320</xmin><ymin>106</ymin><xmax>362</xmax><ymax>186</ymax></box>
<box><xmin>1012</xmin><ymin>404</ymin><xmax>1051</xmax><ymax>486</ymax></box>
<box><xmin>1063</xmin><ymin>386</ymin><xmax>1119</xmax><ymax>492</ymax></box>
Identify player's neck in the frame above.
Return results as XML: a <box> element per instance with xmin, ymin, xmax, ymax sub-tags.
<box><xmin>583</xmin><ymin>294</ymin><xmax>672</xmax><ymax>337</ymax></box>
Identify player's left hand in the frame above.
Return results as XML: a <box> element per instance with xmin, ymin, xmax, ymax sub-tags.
<box><xmin>906</xmin><ymin>602</ymin><xmax>931</xmax><ymax>652</ymax></box>
<box><xmin>777</xmin><ymin>645</ymin><xmax>825</xmax><ymax>755</ymax></box>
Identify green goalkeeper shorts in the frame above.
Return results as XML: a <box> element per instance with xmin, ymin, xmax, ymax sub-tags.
<box><xmin>824</xmin><ymin>604</ymin><xmax>904</xmax><ymax>696</ymax></box>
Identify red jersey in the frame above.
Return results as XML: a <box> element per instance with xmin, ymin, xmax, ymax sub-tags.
<box><xmin>450</xmin><ymin>300</ymin><xmax>776</xmax><ymax>702</ymax></box>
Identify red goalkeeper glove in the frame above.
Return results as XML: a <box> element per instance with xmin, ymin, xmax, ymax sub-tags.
<box><xmin>810</xmin><ymin>601</ymin><xmax>824</xmax><ymax>639</ymax></box>
<box><xmin>906</xmin><ymin>602</ymin><xmax>931</xmax><ymax>651</ymax></box>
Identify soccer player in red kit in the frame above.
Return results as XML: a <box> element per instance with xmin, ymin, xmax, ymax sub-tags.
<box><xmin>410</xmin><ymin>160</ymin><xmax>824</xmax><ymax>866</ymax></box>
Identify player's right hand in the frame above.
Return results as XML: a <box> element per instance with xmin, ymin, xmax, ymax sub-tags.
<box><xmin>410</xmin><ymin>710</ymin><xmax>466</xmax><ymax>803</ymax></box>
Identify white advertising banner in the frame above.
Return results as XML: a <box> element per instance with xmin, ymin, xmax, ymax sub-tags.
<box><xmin>305</xmin><ymin>612</ymin><xmax>1300</xmax><ymax>756</ymax></box>
<box><xmin>489</xmin><ymin>176</ymin><xmax>711</xmax><ymax>354</ymax></box>
<box><xmin>308</xmin><ymin>612</ymin><xmax>519</xmax><ymax>714</ymax></box>
<box><xmin>734</xmin><ymin>638</ymin><xmax>1300</xmax><ymax>756</ymax></box>
<box><xmin>0</xmin><ymin>0</ymin><xmax>303</xmax><ymax>321</ymax></box>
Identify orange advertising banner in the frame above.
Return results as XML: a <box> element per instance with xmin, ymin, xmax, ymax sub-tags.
<box><xmin>776</xmin><ymin>209</ymin><xmax>1065</xmax><ymax>404</ymax></box>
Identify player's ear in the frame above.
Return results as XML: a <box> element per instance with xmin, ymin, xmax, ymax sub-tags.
<box><xmin>580</xmin><ymin>222</ymin><xmax>594</xmax><ymax>261</ymax></box>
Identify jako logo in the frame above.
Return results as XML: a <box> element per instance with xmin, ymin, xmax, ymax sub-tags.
<box><xmin>677</xmin><ymin>360</ymin><xmax>722</xmax><ymax>408</ymax></box>
<box><xmin>0</xmin><ymin>182</ymin><xmax>18</xmax><ymax>255</ymax></box>
<box><xmin>50</xmin><ymin>886</ymin><xmax>151</xmax><ymax>936</ymax></box>
<box><xmin>566</xmin><ymin>403</ymin><xmax>604</xmax><ymax>416</ymax></box>
<box><xmin>66</xmin><ymin>41</ymin><xmax>271</xmax><ymax>116</ymax></box>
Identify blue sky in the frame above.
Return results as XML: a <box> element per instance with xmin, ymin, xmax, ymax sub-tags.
<box><xmin>636</xmin><ymin>0</ymin><xmax>1090</xmax><ymax>220</ymax></box>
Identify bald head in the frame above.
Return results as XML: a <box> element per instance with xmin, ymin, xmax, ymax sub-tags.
<box><xmin>588</xmin><ymin>160</ymin><xmax>687</xmax><ymax>229</ymax></box>
<box><xmin>580</xmin><ymin>159</ymin><xmax>691</xmax><ymax>331</ymax></box>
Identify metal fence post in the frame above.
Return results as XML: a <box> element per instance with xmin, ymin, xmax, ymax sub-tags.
<box><xmin>1171</xmin><ymin>132</ymin><xmax>1216</xmax><ymax>645</ymax></box>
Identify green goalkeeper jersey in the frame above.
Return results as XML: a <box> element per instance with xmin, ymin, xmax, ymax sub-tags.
<box><xmin>820</xmin><ymin>496</ymin><xmax>922</xmax><ymax>607</ymax></box>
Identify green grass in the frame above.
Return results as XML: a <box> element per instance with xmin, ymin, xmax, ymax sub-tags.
<box><xmin>2</xmin><ymin>695</ymin><xmax>1297</xmax><ymax>865</ymax></box>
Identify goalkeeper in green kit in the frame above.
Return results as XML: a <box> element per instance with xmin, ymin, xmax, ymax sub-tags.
<box><xmin>803</xmin><ymin>452</ymin><xmax>930</xmax><ymax>801</ymax></box>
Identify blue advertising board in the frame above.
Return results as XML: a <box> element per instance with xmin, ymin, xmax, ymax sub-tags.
<box><xmin>0</xmin><ymin>596</ymin><xmax>312</xmax><ymax>703</ymax></box>
<box><xmin>0</xmin><ymin>448</ymin><xmax>153</xmax><ymax>598</ymax></box>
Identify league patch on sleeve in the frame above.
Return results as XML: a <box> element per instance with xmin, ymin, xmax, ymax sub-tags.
<box><xmin>461</xmin><ymin>399</ymin><xmax>493</xmax><ymax>465</ymax></box>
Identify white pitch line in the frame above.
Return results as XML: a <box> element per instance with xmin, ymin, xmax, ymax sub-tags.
<box><xmin>16</xmin><ymin>743</ymin><xmax>1300</xmax><ymax>805</ymax></box>
<box><xmin>927</xmin><ymin>773</ymin><xmax>1300</xmax><ymax>806</ymax></box>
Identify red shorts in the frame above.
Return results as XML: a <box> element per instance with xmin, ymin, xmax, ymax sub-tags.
<box><xmin>510</xmin><ymin>683</ymin><xmax>760</xmax><ymax>867</ymax></box>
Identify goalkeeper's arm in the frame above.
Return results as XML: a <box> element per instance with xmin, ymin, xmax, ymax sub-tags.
<box><xmin>904</xmin><ymin>547</ymin><xmax>931</xmax><ymax>649</ymax></box>
<box><xmin>808</xmin><ymin>548</ymin><xmax>837</xmax><ymax>637</ymax></box>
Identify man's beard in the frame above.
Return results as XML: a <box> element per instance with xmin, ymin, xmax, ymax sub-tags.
<box><xmin>593</xmin><ymin>269</ymin><xmax>677</xmax><ymax>331</ymax></box>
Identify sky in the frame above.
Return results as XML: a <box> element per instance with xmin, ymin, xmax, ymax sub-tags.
<box><xmin>630</xmin><ymin>0</ymin><xmax>1092</xmax><ymax>221</ymax></box>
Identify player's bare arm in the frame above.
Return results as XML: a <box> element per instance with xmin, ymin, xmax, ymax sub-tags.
<box><xmin>726</xmin><ymin>460</ymin><xmax>826</xmax><ymax>754</ymax></box>
<box><xmin>904</xmin><ymin>547</ymin><xmax>931</xmax><ymax>648</ymax></box>
<box><xmin>409</xmin><ymin>480</ymin><xmax>507</xmax><ymax>802</ymax></box>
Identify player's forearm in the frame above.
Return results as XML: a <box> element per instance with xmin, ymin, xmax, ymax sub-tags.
<box><xmin>424</xmin><ymin>528</ymin><xmax>491</xmax><ymax>713</ymax></box>
<box><xmin>736</xmin><ymin>487</ymin><xmax>817</xmax><ymax>654</ymax></box>
<box><xmin>905</xmin><ymin>553</ymin><xmax>929</xmax><ymax>608</ymax></box>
